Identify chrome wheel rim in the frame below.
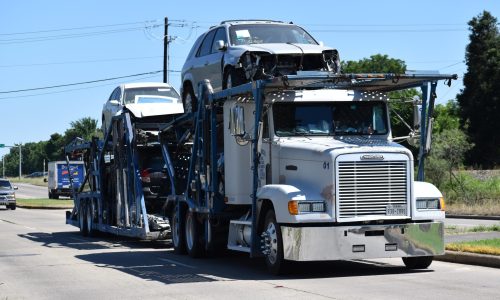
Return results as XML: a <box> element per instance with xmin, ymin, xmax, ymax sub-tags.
<box><xmin>86</xmin><ymin>203</ymin><xmax>92</xmax><ymax>233</ymax></box>
<box><xmin>265</xmin><ymin>222</ymin><xmax>278</xmax><ymax>264</ymax></box>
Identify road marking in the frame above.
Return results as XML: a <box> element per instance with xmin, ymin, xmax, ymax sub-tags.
<box><xmin>158</xmin><ymin>258</ymin><xmax>196</xmax><ymax>269</ymax></box>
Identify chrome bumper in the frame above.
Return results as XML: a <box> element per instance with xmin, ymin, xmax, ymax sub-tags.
<box><xmin>281</xmin><ymin>221</ymin><xmax>444</xmax><ymax>261</ymax></box>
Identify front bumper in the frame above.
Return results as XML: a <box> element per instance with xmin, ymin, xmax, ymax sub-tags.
<box><xmin>0</xmin><ymin>196</ymin><xmax>16</xmax><ymax>206</ymax></box>
<box><xmin>281</xmin><ymin>221</ymin><xmax>444</xmax><ymax>261</ymax></box>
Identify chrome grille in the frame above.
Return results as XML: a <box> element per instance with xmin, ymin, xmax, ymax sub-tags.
<box><xmin>337</xmin><ymin>160</ymin><xmax>408</xmax><ymax>219</ymax></box>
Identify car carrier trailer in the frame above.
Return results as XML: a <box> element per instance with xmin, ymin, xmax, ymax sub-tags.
<box><xmin>64</xmin><ymin>113</ymin><xmax>178</xmax><ymax>240</ymax></box>
<box><xmin>158</xmin><ymin>71</ymin><xmax>457</xmax><ymax>274</ymax></box>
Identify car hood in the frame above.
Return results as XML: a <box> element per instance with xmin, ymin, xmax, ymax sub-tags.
<box><xmin>124</xmin><ymin>103</ymin><xmax>184</xmax><ymax>118</ymax></box>
<box><xmin>232</xmin><ymin>43</ymin><xmax>334</xmax><ymax>55</ymax></box>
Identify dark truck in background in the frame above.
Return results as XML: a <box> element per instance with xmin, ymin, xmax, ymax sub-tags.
<box><xmin>47</xmin><ymin>161</ymin><xmax>85</xmax><ymax>199</ymax></box>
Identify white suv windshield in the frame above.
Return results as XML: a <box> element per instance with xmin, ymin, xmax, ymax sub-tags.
<box><xmin>273</xmin><ymin>102</ymin><xmax>388</xmax><ymax>136</ymax></box>
<box><xmin>229</xmin><ymin>24</ymin><xmax>318</xmax><ymax>46</ymax></box>
<box><xmin>124</xmin><ymin>87</ymin><xmax>180</xmax><ymax>104</ymax></box>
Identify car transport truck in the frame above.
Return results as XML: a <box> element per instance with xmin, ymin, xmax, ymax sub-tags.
<box><xmin>65</xmin><ymin>71</ymin><xmax>456</xmax><ymax>274</ymax></box>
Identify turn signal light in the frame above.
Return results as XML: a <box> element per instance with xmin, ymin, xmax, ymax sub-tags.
<box><xmin>440</xmin><ymin>197</ymin><xmax>446</xmax><ymax>211</ymax></box>
<box><xmin>288</xmin><ymin>201</ymin><xmax>299</xmax><ymax>215</ymax></box>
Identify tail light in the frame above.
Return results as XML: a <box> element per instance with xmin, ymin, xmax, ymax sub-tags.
<box><xmin>140</xmin><ymin>169</ymin><xmax>151</xmax><ymax>182</ymax></box>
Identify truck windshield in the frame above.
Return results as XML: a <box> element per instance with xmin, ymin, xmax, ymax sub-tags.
<box><xmin>229</xmin><ymin>24</ymin><xmax>318</xmax><ymax>46</ymax></box>
<box><xmin>273</xmin><ymin>101</ymin><xmax>388</xmax><ymax>137</ymax></box>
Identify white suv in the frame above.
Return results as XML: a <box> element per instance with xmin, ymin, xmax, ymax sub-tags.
<box><xmin>181</xmin><ymin>20</ymin><xmax>340</xmax><ymax>112</ymax></box>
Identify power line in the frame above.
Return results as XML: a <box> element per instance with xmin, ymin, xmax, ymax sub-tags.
<box><xmin>0</xmin><ymin>74</ymin><xmax>163</xmax><ymax>100</ymax></box>
<box><xmin>0</xmin><ymin>55</ymin><xmax>165</xmax><ymax>68</ymax></box>
<box><xmin>0</xmin><ymin>70</ymin><xmax>183</xmax><ymax>94</ymax></box>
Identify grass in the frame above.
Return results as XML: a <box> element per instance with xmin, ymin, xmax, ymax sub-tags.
<box><xmin>16</xmin><ymin>198</ymin><xmax>73</xmax><ymax>208</ymax></box>
<box><xmin>445</xmin><ymin>224</ymin><xmax>500</xmax><ymax>235</ymax></box>
<box><xmin>446</xmin><ymin>200</ymin><xmax>500</xmax><ymax>216</ymax></box>
<box><xmin>8</xmin><ymin>177</ymin><xmax>47</xmax><ymax>187</ymax></box>
<box><xmin>446</xmin><ymin>239</ymin><xmax>500</xmax><ymax>256</ymax></box>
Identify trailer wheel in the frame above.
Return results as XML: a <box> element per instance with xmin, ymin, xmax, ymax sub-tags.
<box><xmin>185</xmin><ymin>210</ymin><xmax>203</xmax><ymax>258</ymax></box>
<box><xmin>402</xmin><ymin>256</ymin><xmax>433</xmax><ymax>269</ymax></box>
<box><xmin>171</xmin><ymin>204</ymin><xmax>186</xmax><ymax>254</ymax></box>
<box><xmin>86</xmin><ymin>200</ymin><xmax>96</xmax><ymax>237</ymax></box>
<box><xmin>262</xmin><ymin>209</ymin><xmax>286</xmax><ymax>275</ymax></box>
<box><xmin>79</xmin><ymin>202</ymin><xmax>88</xmax><ymax>236</ymax></box>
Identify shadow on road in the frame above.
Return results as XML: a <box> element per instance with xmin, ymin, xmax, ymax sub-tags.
<box><xmin>18</xmin><ymin>230</ymin><xmax>432</xmax><ymax>284</ymax></box>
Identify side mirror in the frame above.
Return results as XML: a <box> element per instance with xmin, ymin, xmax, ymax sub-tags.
<box><xmin>229</xmin><ymin>105</ymin><xmax>246</xmax><ymax>136</ymax></box>
<box><xmin>44</xmin><ymin>178</ymin><xmax>48</xmax><ymax>183</ymax></box>
<box><xmin>109</xmin><ymin>99</ymin><xmax>120</xmax><ymax>106</ymax></box>
<box><xmin>13</xmin><ymin>186</ymin><xmax>18</xmax><ymax>190</ymax></box>
<box><xmin>413</xmin><ymin>96</ymin><xmax>422</xmax><ymax>130</ymax></box>
<box><xmin>217</xmin><ymin>40</ymin><xmax>227</xmax><ymax>51</ymax></box>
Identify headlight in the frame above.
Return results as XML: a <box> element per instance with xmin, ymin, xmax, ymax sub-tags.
<box><xmin>7</xmin><ymin>194</ymin><xmax>15</xmax><ymax>200</ymax></box>
<box><xmin>288</xmin><ymin>201</ymin><xmax>326</xmax><ymax>215</ymax></box>
<box><xmin>416</xmin><ymin>197</ymin><xmax>444</xmax><ymax>210</ymax></box>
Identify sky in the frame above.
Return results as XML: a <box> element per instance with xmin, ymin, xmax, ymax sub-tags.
<box><xmin>1</xmin><ymin>0</ymin><xmax>499</xmax><ymax>164</ymax></box>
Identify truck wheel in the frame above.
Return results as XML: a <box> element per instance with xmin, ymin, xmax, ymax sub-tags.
<box><xmin>171</xmin><ymin>204</ymin><xmax>186</xmax><ymax>254</ymax></box>
<box><xmin>79</xmin><ymin>202</ymin><xmax>88</xmax><ymax>236</ymax></box>
<box><xmin>402</xmin><ymin>256</ymin><xmax>433</xmax><ymax>269</ymax></box>
<box><xmin>262</xmin><ymin>209</ymin><xmax>286</xmax><ymax>275</ymax></box>
<box><xmin>185</xmin><ymin>210</ymin><xmax>204</xmax><ymax>258</ymax></box>
<box><xmin>182</xmin><ymin>84</ymin><xmax>197</xmax><ymax>114</ymax></box>
<box><xmin>86</xmin><ymin>200</ymin><xmax>96</xmax><ymax>237</ymax></box>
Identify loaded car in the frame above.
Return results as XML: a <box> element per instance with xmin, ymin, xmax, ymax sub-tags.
<box><xmin>102</xmin><ymin>82</ymin><xmax>184</xmax><ymax>134</ymax></box>
<box><xmin>0</xmin><ymin>178</ymin><xmax>17</xmax><ymax>210</ymax></box>
<box><xmin>181</xmin><ymin>19</ymin><xmax>340</xmax><ymax>112</ymax></box>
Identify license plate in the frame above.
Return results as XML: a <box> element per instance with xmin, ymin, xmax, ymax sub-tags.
<box><xmin>386</xmin><ymin>204</ymin><xmax>407</xmax><ymax>216</ymax></box>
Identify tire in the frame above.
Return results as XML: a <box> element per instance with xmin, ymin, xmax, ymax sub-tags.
<box><xmin>185</xmin><ymin>210</ymin><xmax>204</xmax><ymax>258</ymax></box>
<box><xmin>79</xmin><ymin>202</ymin><xmax>89</xmax><ymax>236</ymax></box>
<box><xmin>262</xmin><ymin>209</ymin><xmax>286</xmax><ymax>275</ymax></box>
<box><xmin>402</xmin><ymin>256</ymin><xmax>433</xmax><ymax>269</ymax></box>
<box><xmin>9</xmin><ymin>204</ymin><xmax>16</xmax><ymax>210</ymax></box>
<box><xmin>222</xmin><ymin>67</ymin><xmax>246</xmax><ymax>89</ymax></box>
<box><xmin>182</xmin><ymin>84</ymin><xmax>197</xmax><ymax>114</ymax></box>
<box><xmin>53</xmin><ymin>193</ymin><xmax>59</xmax><ymax>200</ymax></box>
<box><xmin>170</xmin><ymin>204</ymin><xmax>186</xmax><ymax>254</ymax></box>
<box><xmin>48</xmin><ymin>191</ymin><xmax>52</xmax><ymax>199</ymax></box>
<box><xmin>86</xmin><ymin>200</ymin><xmax>96</xmax><ymax>237</ymax></box>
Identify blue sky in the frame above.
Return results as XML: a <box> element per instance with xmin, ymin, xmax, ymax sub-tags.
<box><xmin>1</xmin><ymin>0</ymin><xmax>499</xmax><ymax>162</ymax></box>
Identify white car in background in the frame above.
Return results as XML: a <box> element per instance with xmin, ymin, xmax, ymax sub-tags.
<box><xmin>101</xmin><ymin>82</ymin><xmax>183</xmax><ymax>134</ymax></box>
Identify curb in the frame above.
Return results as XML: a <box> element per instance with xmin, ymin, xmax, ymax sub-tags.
<box><xmin>435</xmin><ymin>251</ymin><xmax>500</xmax><ymax>269</ymax></box>
<box><xmin>446</xmin><ymin>214</ymin><xmax>500</xmax><ymax>221</ymax></box>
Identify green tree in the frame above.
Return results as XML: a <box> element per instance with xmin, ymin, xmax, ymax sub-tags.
<box><xmin>433</xmin><ymin>100</ymin><xmax>461</xmax><ymax>133</ymax></box>
<box><xmin>64</xmin><ymin>117</ymin><xmax>101</xmax><ymax>145</ymax></box>
<box><xmin>457</xmin><ymin>11</ymin><xmax>500</xmax><ymax>168</ymax></box>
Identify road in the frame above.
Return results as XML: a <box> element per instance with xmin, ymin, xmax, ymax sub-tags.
<box><xmin>14</xmin><ymin>182</ymin><xmax>48</xmax><ymax>199</ymax></box>
<box><xmin>0</xmin><ymin>209</ymin><xmax>499</xmax><ymax>300</ymax></box>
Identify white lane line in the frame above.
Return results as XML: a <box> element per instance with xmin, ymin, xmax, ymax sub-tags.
<box><xmin>158</xmin><ymin>258</ymin><xmax>197</xmax><ymax>269</ymax></box>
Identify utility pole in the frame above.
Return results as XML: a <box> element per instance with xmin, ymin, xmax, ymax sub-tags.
<box><xmin>2</xmin><ymin>156</ymin><xmax>4</xmax><ymax>178</ymax></box>
<box><xmin>163</xmin><ymin>17</ymin><xmax>169</xmax><ymax>83</ymax></box>
<box><xmin>19</xmin><ymin>144</ymin><xmax>22</xmax><ymax>180</ymax></box>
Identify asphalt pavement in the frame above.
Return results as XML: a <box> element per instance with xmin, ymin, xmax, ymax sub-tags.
<box><xmin>14</xmin><ymin>182</ymin><xmax>48</xmax><ymax>199</ymax></box>
<box><xmin>1</xmin><ymin>208</ymin><xmax>499</xmax><ymax>300</ymax></box>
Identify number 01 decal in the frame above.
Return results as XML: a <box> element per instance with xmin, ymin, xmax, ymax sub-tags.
<box><xmin>323</xmin><ymin>162</ymin><xmax>330</xmax><ymax>170</ymax></box>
